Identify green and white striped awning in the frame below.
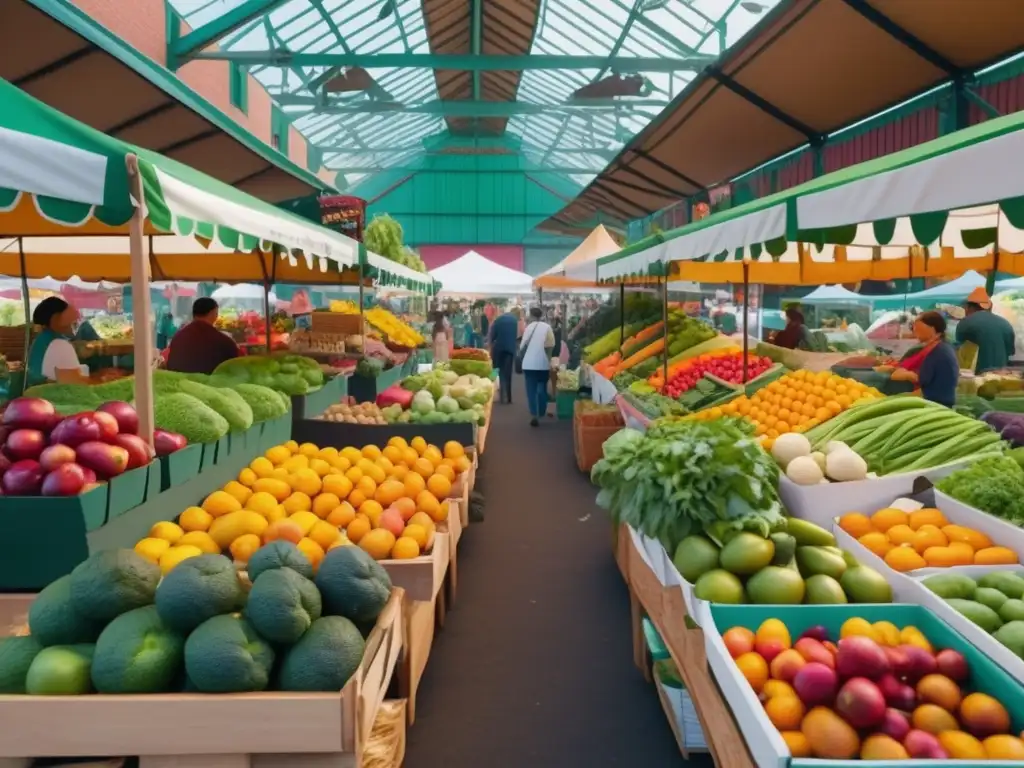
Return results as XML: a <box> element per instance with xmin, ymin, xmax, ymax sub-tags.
<box><xmin>360</xmin><ymin>246</ymin><xmax>440</xmax><ymax>295</ymax></box>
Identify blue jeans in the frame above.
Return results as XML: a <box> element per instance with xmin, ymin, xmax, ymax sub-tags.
<box><xmin>523</xmin><ymin>369</ymin><xmax>549</xmax><ymax>418</ymax></box>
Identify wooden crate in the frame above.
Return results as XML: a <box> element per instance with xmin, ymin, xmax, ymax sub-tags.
<box><xmin>0</xmin><ymin>326</ymin><xmax>31</xmax><ymax>362</ymax></box>
<box><xmin>397</xmin><ymin>596</ymin><xmax>437</xmax><ymax>725</ymax></box>
<box><xmin>311</xmin><ymin>312</ymin><xmax>365</xmax><ymax>336</ymax></box>
<box><xmin>0</xmin><ymin>591</ymin><xmax>405</xmax><ymax>768</ymax></box>
<box><xmin>379</xmin><ymin>530</ymin><xmax>449</xmax><ymax>603</ymax></box>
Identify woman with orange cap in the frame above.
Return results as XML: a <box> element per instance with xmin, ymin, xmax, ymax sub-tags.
<box><xmin>955</xmin><ymin>287</ymin><xmax>1015</xmax><ymax>373</ymax></box>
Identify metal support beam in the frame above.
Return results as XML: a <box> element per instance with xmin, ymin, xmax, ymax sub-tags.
<box><xmin>323</xmin><ymin>165</ymin><xmax>602</xmax><ymax>174</ymax></box>
<box><xmin>964</xmin><ymin>85</ymin><xmax>1003</xmax><ymax>120</ymax></box>
<box><xmin>470</xmin><ymin>0</ymin><xmax>483</xmax><ymax>102</ymax></box>
<box><xmin>276</xmin><ymin>96</ymin><xmax>672</xmax><ymax>117</ymax></box>
<box><xmin>169</xmin><ymin>0</ymin><xmax>292</xmax><ymax>66</ymax></box>
<box><xmin>838</xmin><ymin>0</ymin><xmax>960</xmax><ymax>75</ymax></box>
<box><xmin>707</xmin><ymin>67</ymin><xmax>822</xmax><ymax>141</ymax></box>
<box><xmin>318</xmin><ymin>145</ymin><xmax>618</xmax><ymax>157</ymax></box>
<box><xmin>192</xmin><ymin>51</ymin><xmax>717</xmax><ymax>72</ymax></box>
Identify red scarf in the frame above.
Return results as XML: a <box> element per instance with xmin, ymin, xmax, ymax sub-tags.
<box><xmin>899</xmin><ymin>340</ymin><xmax>938</xmax><ymax>373</ymax></box>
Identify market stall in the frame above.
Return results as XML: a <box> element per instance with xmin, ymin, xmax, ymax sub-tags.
<box><xmin>429</xmin><ymin>250</ymin><xmax>534</xmax><ymax>297</ymax></box>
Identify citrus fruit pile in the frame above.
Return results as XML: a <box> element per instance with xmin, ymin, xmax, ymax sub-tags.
<box><xmin>840</xmin><ymin>506</ymin><xmax>1019</xmax><ymax>572</ymax></box>
<box><xmin>135</xmin><ymin>436</ymin><xmax>470</xmax><ymax>573</ymax></box>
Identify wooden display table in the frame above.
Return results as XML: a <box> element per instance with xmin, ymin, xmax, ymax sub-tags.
<box><xmin>620</xmin><ymin>525</ymin><xmax>754</xmax><ymax>768</ymax></box>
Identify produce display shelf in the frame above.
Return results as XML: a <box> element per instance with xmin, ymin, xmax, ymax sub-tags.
<box><xmin>290</xmin><ymin>374</ymin><xmax>348</xmax><ymax>421</ymax></box>
<box><xmin>348</xmin><ymin>366</ymin><xmax>404</xmax><ymax>403</ymax></box>
<box><xmin>0</xmin><ymin>589</ymin><xmax>405</xmax><ymax>768</ymax></box>
<box><xmin>620</xmin><ymin>524</ymin><xmax>755</xmax><ymax>768</ymax></box>
<box><xmin>398</xmin><ymin>594</ymin><xmax>441</xmax><ymax>726</ymax></box>
<box><xmin>292</xmin><ymin>419</ymin><xmax>477</xmax><ymax>451</ymax></box>
<box><xmin>381</xmin><ymin>530</ymin><xmax>450</xmax><ymax>603</ymax></box>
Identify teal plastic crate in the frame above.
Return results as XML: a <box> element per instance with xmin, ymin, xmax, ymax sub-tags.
<box><xmin>707</xmin><ymin>604</ymin><xmax>1024</xmax><ymax>768</ymax></box>
<box><xmin>642</xmin><ymin>616</ymin><xmax>670</xmax><ymax>662</ymax></box>
<box><xmin>555</xmin><ymin>390</ymin><xmax>576</xmax><ymax>419</ymax></box>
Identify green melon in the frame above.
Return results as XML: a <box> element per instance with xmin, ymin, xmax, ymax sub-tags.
<box><xmin>91</xmin><ymin>606</ymin><xmax>185</xmax><ymax>693</ymax></box>
<box><xmin>156</xmin><ymin>554</ymin><xmax>245</xmax><ymax>633</ymax></box>
<box><xmin>184</xmin><ymin>615</ymin><xmax>274</xmax><ymax>693</ymax></box>
<box><xmin>277</xmin><ymin>616</ymin><xmax>365</xmax><ymax>692</ymax></box>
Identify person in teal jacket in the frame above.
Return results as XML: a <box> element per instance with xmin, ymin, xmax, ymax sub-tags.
<box><xmin>955</xmin><ymin>287</ymin><xmax>1016</xmax><ymax>373</ymax></box>
<box><xmin>26</xmin><ymin>297</ymin><xmax>88</xmax><ymax>386</ymax></box>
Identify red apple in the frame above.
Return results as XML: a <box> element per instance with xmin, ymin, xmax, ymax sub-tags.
<box><xmin>1</xmin><ymin>460</ymin><xmax>44</xmax><ymax>495</ymax></box>
<box><xmin>2</xmin><ymin>398</ymin><xmax>56</xmax><ymax>431</ymax></box>
<box><xmin>56</xmin><ymin>413</ymin><xmax>104</xmax><ymax>448</ymax></box>
<box><xmin>836</xmin><ymin>636</ymin><xmax>890</xmax><ymax>680</ymax></box>
<box><xmin>935</xmin><ymin>649</ymin><xmax>968</xmax><ymax>682</ymax></box>
<box><xmin>92</xmin><ymin>410</ymin><xmax>119</xmax><ymax>441</ymax></box>
<box><xmin>879</xmin><ymin>708</ymin><xmax>911</xmax><ymax>741</ymax></box>
<box><xmin>75</xmin><ymin>441</ymin><xmax>129</xmax><ymax>479</ymax></box>
<box><xmin>39</xmin><ymin>444</ymin><xmax>77</xmax><ymax>473</ymax></box>
<box><xmin>80</xmin><ymin>466</ymin><xmax>97</xmax><ymax>485</ymax></box>
<box><xmin>41</xmin><ymin>463</ymin><xmax>88</xmax><ymax>496</ymax></box>
<box><xmin>153</xmin><ymin>429</ymin><xmax>187</xmax><ymax>456</ymax></box>
<box><xmin>97</xmin><ymin>401</ymin><xmax>138</xmax><ymax>436</ymax></box>
<box><xmin>111</xmin><ymin>434</ymin><xmax>152</xmax><ymax>470</ymax></box>
<box><xmin>5</xmin><ymin>429</ymin><xmax>46</xmax><ymax>461</ymax></box>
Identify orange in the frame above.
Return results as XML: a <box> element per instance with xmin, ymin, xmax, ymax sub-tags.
<box><xmin>330</xmin><ymin>455</ymin><xmax>352</xmax><ymax>472</ymax></box>
<box><xmin>360</xmin><ymin>499</ymin><xmax>385</xmax><ymax>526</ymax></box>
<box><xmin>312</xmin><ymin>492</ymin><xmax>341</xmax><ymax>520</ymax></box>
<box><xmin>402</xmin><ymin>523</ymin><xmax>429</xmax><ymax>550</ymax></box>
<box><xmin>344</xmin><ymin>466</ymin><xmax>364</xmax><ymax>485</ymax></box>
<box><xmin>387</xmin><ymin>436</ymin><xmax>409</xmax><ymax>450</ymax></box>
<box><xmin>422</xmin><ymin>445</ymin><xmax>443</xmax><ymax>467</ymax></box>
<box><xmin>222</xmin><ymin>480</ymin><xmax>253</xmax><ymax>505</ymax></box>
<box><xmin>348</xmin><ymin>489</ymin><xmax>367</xmax><ymax>509</ymax></box>
<box><xmin>202</xmin><ymin>491</ymin><xmax>242</xmax><ymax>517</ymax></box>
<box><xmin>290</xmin><ymin>468</ymin><xmax>322</xmax><ymax>497</ymax></box>
<box><xmin>245</xmin><ymin>491</ymin><xmax>280</xmax><ymax>517</ymax></box>
<box><xmin>911</xmin><ymin>524</ymin><xmax>947</xmax><ymax>554</ymax></box>
<box><xmin>237</xmin><ymin>467</ymin><xmax>258</xmax><ymax>487</ymax></box>
<box><xmin>392</xmin><ymin>497</ymin><xmax>417</xmax><ymax>521</ymax></box>
<box><xmin>410</xmin><ymin>436</ymin><xmax>427</xmax><ymax>454</ymax></box>
<box><xmin>454</xmin><ymin>455</ymin><xmax>471</xmax><ymax>474</ymax></box>
<box><xmin>858</xmin><ymin>531</ymin><xmax>893</xmax><ymax>557</ymax></box>
<box><xmin>975</xmin><ymin>546</ymin><xmax>1020</xmax><ymax>565</ymax></box>
<box><xmin>265</xmin><ymin>505</ymin><xmax>287</xmax><ymax>524</ymax></box>
<box><xmin>983</xmin><ymin>736</ymin><xmax>1024</xmax><ymax>759</ymax></box>
<box><xmin>326</xmin><ymin>501</ymin><xmax>357</xmax><ymax>528</ymax></box>
<box><xmin>734</xmin><ymin>651</ymin><xmax>769</xmax><ymax>693</ymax></box>
<box><xmin>135</xmin><ymin>537</ymin><xmax>171</xmax><ymax>563</ymax></box>
<box><xmin>230</xmin><ymin>533</ymin><xmax>262</xmax><ymax>562</ymax></box>
<box><xmin>916</xmin><ymin>674</ymin><xmax>962</xmax><ymax>711</ymax></box>
<box><xmin>296</xmin><ymin>537</ymin><xmax>325</xmax><ymax>572</ymax></box>
<box><xmin>282</xmin><ymin>491</ymin><xmax>312</xmax><ymax>514</ymax></box>
<box><xmin>298</xmin><ymin>442</ymin><xmax>320</xmax><ymax>458</ymax></box>
<box><xmin>322</xmin><ymin>473</ymin><xmax>354</xmax><ymax>500</ymax></box>
<box><xmin>781</xmin><ymin>732</ymin><xmax>811</xmax><ymax>758</ymax></box>
<box><xmin>288</xmin><ymin>510</ymin><xmax>319</xmax><ymax>536</ymax></box>
<box><xmin>317</xmin><ymin>446</ymin><xmax>339</xmax><ymax>463</ymax></box>
<box><xmin>762</xmin><ymin>680</ymin><xmax>796</xmax><ymax>700</ymax></box>
<box><xmin>356</xmin><ymin>475</ymin><xmax>377</xmax><ymax>500</ymax></box>
<box><xmin>413</xmin><ymin>458</ymin><xmax>435</xmax><ymax>479</ymax></box>
<box><xmin>426</xmin><ymin>473</ymin><xmax>452</xmax><ymax>499</ymax></box>
<box><xmin>765</xmin><ymin>695</ymin><xmax>805</xmax><ymax>731</ymax></box>
<box><xmin>838</xmin><ymin>513</ymin><xmax>874</xmax><ymax>539</ymax></box>
<box><xmin>346</xmin><ymin>515</ymin><xmax>372</xmax><ymax>544</ymax></box>
<box><xmin>938</xmin><ymin>732</ymin><xmax>986</xmax><ymax>759</ymax></box>
<box><xmin>382</xmin><ymin>445</ymin><xmax>404</xmax><ymax>464</ymax></box>
<box><xmin>886</xmin><ymin>524</ymin><xmax>916</xmax><ymax>546</ymax></box>
<box><xmin>415</xmin><ymin>491</ymin><xmax>445</xmax><ymax>522</ymax></box>
<box><xmin>434</xmin><ymin>463</ymin><xmax>456</xmax><ymax>483</ymax></box>
<box><xmin>179</xmin><ymin>506</ymin><xmax>213</xmax><ymax>533</ymax></box>
<box><xmin>362</xmin><ymin>444</ymin><xmax>383</xmax><ymax>461</ymax></box>
<box><xmin>359</xmin><ymin>528</ymin><xmax>396</xmax><ymax>560</ymax></box>
<box><xmin>884</xmin><ymin>546</ymin><xmax>927</xmax><ymax>572</ymax></box>
<box><xmin>374</xmin><ymin>479</ymin><xmax>406</xmax><ymax>507</ymax></box>
<box><xmin>942</xmin><ymin>524</ymin><xmax>992</xmax><ymax>550</ymax></box>
<box><xmin>911</xmin><ymin>704</ymin><xmax>959</xmax><ymax>734</ymax></box>
<box><xmin>309</xmin><ymin>520</ymin><xmax>342</xmax><ymax>551</ymax></box>
<box><xmin>443</xmin><ymin>441</ymin><xmax>465</xmax><ymax>460</ymax></box>
<box><xmin>870</xmin><ymin>507</ymin><xmax>908</xmax><ymax>532</ymax></box>
<box><xmin>284</xmin><ymin>440</ymin><xmax>299</xmax><ymax>454</ymax></box>
<box><xmin>263</xmin><ymin>520</ymin><xmax>303</xmax><ymax>545</ymax></box>
<box><xmin>401</xmin><ymin>447</ymin><xmax>419</xmax><ymax>466</ymax></box>
<box><xmin>908</xmin><ymin>507</ymin><xmax>948</xmax><ymax>530</ymax></box>
<box><xmin>923</xmin><ymin>546</ymin><xmax>960</xmax><ymax>567</ymax></box>
<box><xmin>404</xmin><ymin>472</ymin><xmax>426</xmax><ymax>498</ymax></box>
<box><xmin>252</xmin><ymin>478</ymin><xmax>291</xmax><ymax>502</ymax></box>
<box><xmin>271</xmin><ymin>467</ymin><xmax>290</xmax><ymax>481</ymax></box>
<box><xmin>391</xmin><ymin>537</ymin><xmax>421</xmax><ymax>560</ymax></box>
<box><xmin>375</xmin><ymin>456</ymin><xmax>394</xmax><ymax>474</ymax></box>
<box><xmin>262</xmin><ymin>446</ymin><xmax>288</xmax><ymax>466</ymax></box>
<box><xmin>282</xmin><ymin>455</ymin><xmax>310</xmax><ymax>473</ymax></box>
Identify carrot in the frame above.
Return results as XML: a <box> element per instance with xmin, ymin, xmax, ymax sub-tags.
<box><xmin>621</xmin><ymin>321</ymin><xmax>664</xmax><ymax>352</ymax></box>
<box><xmin>612</xmin><ymin>337</ymin><xmax>666</xmax><ymax>376</ymax></box>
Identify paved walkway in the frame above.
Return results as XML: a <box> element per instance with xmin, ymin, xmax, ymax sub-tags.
<box><xmin>404</xmin><ymin>384</ymin><xmax>695</xmax><ymax>767</ymax></box>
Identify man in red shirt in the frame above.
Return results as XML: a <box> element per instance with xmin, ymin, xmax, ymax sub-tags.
<box><xmin>166</xmin><ymin>298</ymin><xmax>240</xmax><ymax>375</ymax></box>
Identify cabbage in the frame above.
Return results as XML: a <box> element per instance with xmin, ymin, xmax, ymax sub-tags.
<box><xmin>449</xmin><ymin>384</ymin><xmax>468</xmax><ymax>399</ymax></box>
<box><xmin>402</xmin><ymin>375</ymin><xmax>426</xmax><ymax>392</ymax></box>
<box><xmin>436</xmin><ymin>395</ymin><xmax>460</xmax><ymax>415</ymax></box>
<box><xmin>440</xmin><ymin>371</ymin><xmax>458</xmax><ymax>385</ymax></box>
<box><xmin>426</xmin><ymin>379</ymin><xmax>444</xmax><ymax>400</ymax></box>
<box><xmin>456</xmin><ymin>396</ymin><xmax>475</xmax><ymax>411</ymax></box>
<box><xmin>412</xmin><ymin>391</ymin><xmax>435</xmax><ymax>414</ymax></box>
<box><xmin>470</xmin><ymin>388</ymin><xmax>491</xmax><ymax>405</ymax></box>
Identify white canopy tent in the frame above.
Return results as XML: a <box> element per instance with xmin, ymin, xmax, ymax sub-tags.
<box><xmin>430</xmin><ymin>251</ymin><xmax>534</xmax><ymax>297</ymax></box>
<box><xmin>799</xmin><ymin>285</ymin><xmax>869</xmax><ymax>304</ymax></box>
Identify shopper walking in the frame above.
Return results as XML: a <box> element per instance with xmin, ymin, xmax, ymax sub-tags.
<box><xmin>431</xmin><ymin>311</ymin><xmax>450</xmax><ymax>363</ymax></box>
<box><xmin>489</xmin><ymin>308</ymin><xmax>518</xmax><ymax>404</ymax></box>
<box><xmin>519</xmin><ymin>306</ymin><xmax>555</xmax><ymax>427</ymax></box>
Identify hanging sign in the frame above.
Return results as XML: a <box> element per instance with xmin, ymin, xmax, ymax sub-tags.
<box><xmin>319</xmin><ymin>196</ymin><xmax>366</xmax><ymax>241</ymax></box>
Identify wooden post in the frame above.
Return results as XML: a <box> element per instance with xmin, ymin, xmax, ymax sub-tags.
<box><xmin>661</xmin><ymin>277</ymin><xmax>668</xmax><ymax>389</ymax></box>
<box><xmin>742</xmin><ymin>259</ymin><xmax>750</xmax><ymax>384</ymax></box>
<box><xmin>619</xmin><ymin>283</ymin><xmax>626</xmax><ymax>347</ymax></box>
<box><xmin>18</xmin><ymin>237</ymin><xmax>30</xmax><ymax>364</ymax></box>
<box><xmin>126</xmin><ymin>154</ymin><xmax>156</xmax><ymax>447</ymax></box>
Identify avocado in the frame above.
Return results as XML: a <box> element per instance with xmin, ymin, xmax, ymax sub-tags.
<box><xmin>247</xmin><ymin>568</ymin><xmax>323</xmax><ymax>644</ymax></box>
<box><xmin>28</xmin><ymin>575</ymin><xmax>105</xmax><ymax>646</ymax></box>
<box><xmin>804</xmin><ymin>574</ymin><xmax>848</xmax><ymax>604</ymax></box>
<box><xmin>784</xmin><ymin>518</ymin><xmax>836</xmax><ymax>547</ymax></box>
<box><xmin>693</xmin><ymin>570</ymin><xmax>746</xmax><ymax>604</ymax></box>
<box><xmin>673</xmin><ymin>536</ymin><xmax>720</xmax><ymax>583</ymax></box>
<box><xmin>947</xmin><ymin>599</ymin><xmax>1004</xmax><ymax>634</ymax></box>
<box><xmin>746</xmin><ymin>566</ymin><xmax>806</xmax><ymax>604</ymax></box>
<box><xmin>922</xmin><ymin>572</ymin><xmax>977</xmax><ymax>601</ymax></box>
<box><xmin>975</xmin><ymin>587</ymin><xmax>1010</xmax><ymax>614</ymax></box>
<box><xmin>315</xmin><ymin>546</ymin><xmax>392</xmax><ymax>624</ymax></box>
<box><xmin>91</xmin><ymin>606</ymin><xmax>185</xmax><ymax>694</ymax></box>
<box><xmin>840</xmin><ymin>565</ymin><xmax>893</xmax><ymax>604</ymax></box>
<box><xmin>994</xmin><ymin>620</ymin><xmax>1024</xmax><ymax>658</ymax></box>
<box><xmin>277</xmin><ymin>616</ymin><xmax>366</xmax><ymax>692</ymax></box>
<box><xmin>68</xmin><ymin>550</ymin><xmax>161</xmax><ymax>624</ymax></box>
<box><xmin>795</xmin><ymin>546</ymin><xmax>848</xmax><ymax>580</ymax></box>
<box><xmin>184</xmin><ymin>615</ymin><xmax>274</xmax><ymax>693</ymax></box>
<box><xmin>1000</xmin><ymin>599</ymin><xmax>1024</xmax><ymax>623</ymax></box>
<box><xmin>719</xmin><ymin>533</ymin><xmax>775</xmax><ymax>576</ymax></box>
<box><xmin>156</xmin><ymin>554</ymin><xmax>245</xmax><ymax>634</ymax></box>
<box><xmin>769</xmin><ymin>533</ymin><xmax>796</xmax><ymax>566</ymax></box>
<box><xmin>978</xmin><ymin>571</ymin><xmax>1024</xmax><ymax>599</ymax></box>
<box><xmin>0</xmin><ymin>636</ymin><xmax>43</xmax><ymax>693</ymax></box>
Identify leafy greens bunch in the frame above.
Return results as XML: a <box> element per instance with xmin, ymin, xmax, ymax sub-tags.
<box><xmin>591</xmin><ymin>417</ymin><xmax>783</xmax><ymax>548</ymax></box>
<box><xmin>936</xmin><ymin>455</ymin><xmax>1024</xmax><ymax>523</ymax></box>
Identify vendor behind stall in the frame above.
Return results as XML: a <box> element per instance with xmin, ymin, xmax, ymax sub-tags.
<box><xmin>27</xmin><ymin>297</ymin><xmax>89</xmax><ymax>385</ymax></box>
<box><xmin>773</xmin><ymin>307</ymin><xmax>811</xmax><ymax>350</ymax></box>
<box><xmin>166</xmin><ymin>298</ymin><xmax>240</xmax><ymax>375</ymax></box>
<box><xmin>890</xmin><ymin>311</ymin><xmax>959</xmax><ymax>407</ymax></box>
<box><xmin>955</xmin><ymin>287</ymin><xmax>1015</xmax><ymax>373</ymax></box>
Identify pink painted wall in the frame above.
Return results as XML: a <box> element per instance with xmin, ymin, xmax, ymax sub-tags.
<box><xmin>420</xmin><ymin>246</ymin><xmax>525</xmax><ymax>272</ymax></box>
<box><xmin>69</xmin><ymin>0</ymin><xmax>331</xmax><ymax>184</ymax></box>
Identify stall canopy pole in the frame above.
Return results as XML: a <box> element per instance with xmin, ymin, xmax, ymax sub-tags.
<box><xmin>661</xmin><ymin>277</ymin><xmax>669</xmax><ymax>389</ymax></box>
<box><xmin>17</xmin><ymin>237</ymin><xmax>30</xmax><ymax>365</ymax></box>
<box><xmin>126</xmin><ymin>154</ymin><xmax>155</xmax><ymax>447</ymax></box>
<box><xmin>619</xmin><ymin>284</ymin><xmax>626</xmax><ymax>348</ymax></box>
<box><xmin>357</xmin><ymin>243</ymin><xmax>366</xmax><ymax>349</ymax></box>
<box><xmin>742</xmin><ymin>259</ymin><xmax>750</xmax><ymax>384</ymax></box>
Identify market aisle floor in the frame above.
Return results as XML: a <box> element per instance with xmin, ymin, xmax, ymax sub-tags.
<box><xmin>404</xmin><ymin>380</ymin><xmax>705</xmax><ymax>767</ymax></box>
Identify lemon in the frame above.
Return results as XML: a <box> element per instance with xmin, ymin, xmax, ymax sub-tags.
<box><xmin>284</xmin><ymin>440</ymin><xmax>300</xmax><ymax>454</ymax></box>
<box><xmin>222</xmin><ymin>480</ymin><xmax>252</xmax><ymax>506</ymax></box>
<box><xmin>391</xmin><ymin>536</ymin><xmax>420</xmax><ymax>560</ymax></box>
<box><xmin>159</xmin><ymin>545</ymin><xmax>203</xmax><ymax>574</ymax></box>
<box><xmin>202</xmin><ymin>491</ymin><xmax>242</xmax><ymax>517</ymax></box>
<box><xmin>135</xmin><ymin>537</ymin><xmax>171</xmax><ymax>563</ymax></box>
<box><xmin>150</xmin><ymin>521</ymin><xmax>184</xmax><ymax>544</ymax></box>
<box><xmin>282</xmin><ymin>491</ymin><xmax>312</xmax><ymax>514</ymax></box>
<box><xmin>291</xmin><ymin>468</ymin><xmax>322</xmax><ymax>497</ymax></box>
<box><xmin>309</xmin><ymin>458</ymin><xmax>332</xmax><ymax>478</ymax></box>
<box><xmin>288</xmin><ymin>510</ymin><xmax>319</xmax><ymax>536</ymax></box>
<box><xmin>299</xmin><ymin>442</ymin><xmax>320</xmax><ymax>458</ymax></box>
<box><xmin>250</xmin><ymin>456</ymin><xmax>275</xmax><ymax>478</ymax></box>
<box><xmin>179</xmin><ymin>506</ymin><xmax>213</xmax><ymax>533</ymax></box>
<box><xmin>178</xmin><ymin>531</ymin><xmax>221</xmax><ymax>554</ymax></box>
<box><xmin>245</xmin><ymin>491</ymin><xmax>280</xmax><ymax>516</ymax></box>
<box><xmin>237</xmin><ymin>468</ymin><xmax>258</xmax><ymax>487</ymax></box>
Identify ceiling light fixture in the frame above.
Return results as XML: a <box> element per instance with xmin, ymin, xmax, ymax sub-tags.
<box><xmin>740</xmin><ymin>1</ymin><xmax>767</xmax><ymax>13</ymax></box>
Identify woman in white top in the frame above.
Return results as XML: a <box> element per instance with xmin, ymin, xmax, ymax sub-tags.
<box><xmin>432</xmin><ymin>311</ymin><xmax>450</xmax><ymax>363</ymax></box>
<box><xmin>26</xmin><ymin>297</ymin><xmax>89</xmax><ymax>386</ymax></box>
<box><xmin>519</xmin><ymin>306</ymin><xmax>555</xmax><ymax>427</ymax></box>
